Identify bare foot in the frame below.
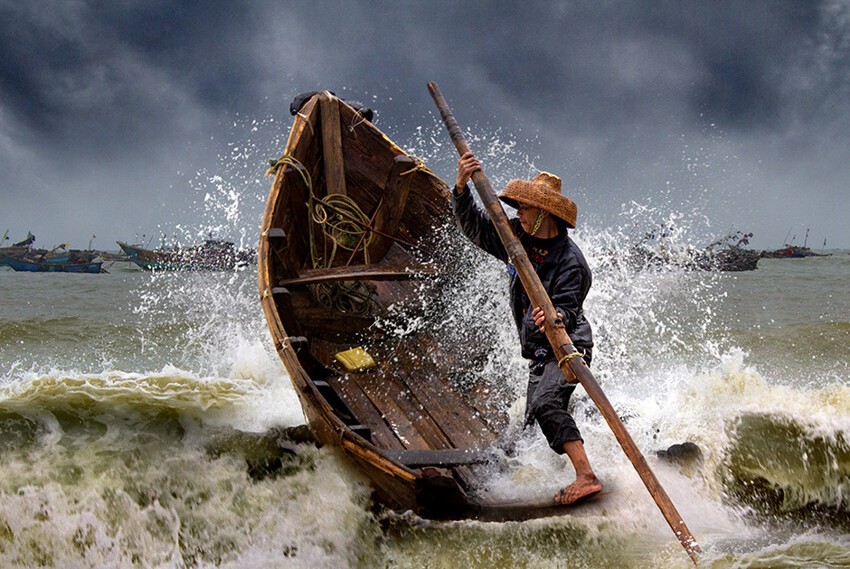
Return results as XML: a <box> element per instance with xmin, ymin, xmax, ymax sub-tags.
<box><xmin>554</xmin><ymin>476</ymin><xmax>603</xmax><ymax>505</ymax></box>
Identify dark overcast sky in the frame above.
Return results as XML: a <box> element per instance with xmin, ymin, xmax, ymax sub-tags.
<box><xmin>2</xmin><ymin>0</ymin><xmax>849</xmax><ymax>251</ymax></box>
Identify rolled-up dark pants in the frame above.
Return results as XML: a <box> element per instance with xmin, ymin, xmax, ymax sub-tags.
<box><xmin>525</xmin><ymin>349</ymin><xmax>592</xmax><ymax>454</ymax></box>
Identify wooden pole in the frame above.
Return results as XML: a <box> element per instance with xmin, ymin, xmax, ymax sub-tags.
<box><xmin>427</xmin><ymin>82</ymin><xmax>701</xmax><ymax>564</ymax></box>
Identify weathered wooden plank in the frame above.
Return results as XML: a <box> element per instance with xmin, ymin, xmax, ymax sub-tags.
<box><xmin>341</xmin><ymin>438</ymin><xmax>418</xmax><ymax>482</ymax></box>
<box><xmin>286</xmin><ymin>291</ymin><xmax>376</xmax><ymax>340</ymax></box>
<box><xmin>322</xmin><ymin>335</ymin><xmax>497</xmax><ymax>452</ymax></box>
<box><xmin>325</xmin><ymin>375</ymin><xmax>406</xmax><ymax>450</ymax></box>
<box><xmin>341</xmin><ymin>124</ymin><xmax>397</xmax><ymax>195</ymax></box>
<box><xmin>278</xmin><ymin>262</ymin><xmax>439</xmax><ymax>286</ymax></box>
<box><xmin>382</xmin><ymin>448</ymin><xmax>498</xmax><ymax>467</ymax></box>
<box><xmin>416</xmin><ymin>334</ymin><xmax>510</xmax><ymax>433</ymax></box>
<box><xmin>367</xmin><ymin>155</ymin><xmax>417</xmax><ymax>260</ymax></box>
<box><xmin>357</xmin><ymin>371</ymin><xmax>455</xmax><ymax>452</ymax></box>
<box><xmin>354</xmin><ymin>373</ymin><xmax>432</xmax><ymax>450</ymax></box>
<box><xmin>405</xmin><ymin>334</ymin><xmax>508</xmax><ymax>437</ymax></box>
<box><xmin>265</xmin><ymin>227</ymin><xmax>298</xmax><ymax>280</ymax></box>
<box><xmin>401</xmin><ymin>367</ymin><xmax>496</xmax><ymax>450</ymax></box>
<box><xmin>274</xmin><ymin>110</ymin><xmax>319</xmax><ymax>267</ymax></box>
<box><xmin>320</xmin><ymin>94</ymin><xmax>346</xmax><ymax>197</ymax></box>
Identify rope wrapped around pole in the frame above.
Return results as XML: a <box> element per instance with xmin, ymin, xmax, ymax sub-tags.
<box><xmin>427</xmin><ymin>81</ymin><xmax>701</xmax><ymax>564</ymax></box>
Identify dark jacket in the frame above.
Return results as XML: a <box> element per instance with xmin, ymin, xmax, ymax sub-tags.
<box><xmin>451</xmin><ymin>185</ymin><xmax>593</xmax><ymax>361</ymax></box>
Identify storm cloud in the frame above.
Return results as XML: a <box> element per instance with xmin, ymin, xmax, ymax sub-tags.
<box><xmin>1</xmin><ymin>0</ymin><xmax>848</xmax><ymax>250</ymax></box>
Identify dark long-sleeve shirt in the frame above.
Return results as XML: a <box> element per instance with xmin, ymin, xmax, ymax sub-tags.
<box><xmin>451</xmin><ymin>185</ymin><xmax>593</xmax><ymax>361</ymax></box>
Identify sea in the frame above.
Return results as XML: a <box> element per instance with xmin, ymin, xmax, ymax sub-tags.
<box><xmin>2</xmin><ymin>243</ymin><xmax>848</xmax><ymax>568</ymax></box>
<box><xmin>2</xmin><ymin>115</ymin><xmax>849</xmax><ymax>567</ymax></box>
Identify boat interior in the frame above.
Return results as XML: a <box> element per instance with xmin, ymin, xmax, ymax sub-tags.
<box><xmin>263</xmin><ymin>93</ymin><xmax>515</xmax><ymax>472</ymax></box>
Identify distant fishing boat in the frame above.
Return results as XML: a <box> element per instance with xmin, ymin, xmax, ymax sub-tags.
<box><xmin>623</xmin><ymin>229</ymin><xmax>764</xmax><ymax>272</ymax></box>
<box><xmin>764</xmin><ymin>228</ymin><xmax>831</xmax><ymax>258</ymax></box>
<box><xmin>0</xmin><ymin>247</ymin><xmax>28</xmax><ymax>267</ymax></box>
<box><xmin>708</xmin><ymin>248</ymin><xmax>764</xmax><ymax>271</ymax></box>
<box><xmin>0</xmin><ymin>231</ymin><xmax>36</xmax><ymax>267</ymax></box>
<box><xmin>0</xmin><ymin>238</ymin><xmax>101</xmax><ymax>271</ymax></box>
<box><xmin>763</xmin><ymin>245</ymin><xmax>830</xmax><ymax>258</ymax></box>
<box><xmin>1</xmin><ymin>255</ymin><xmax>103</xmax><ymax>273</ymax></box>
<box><xmin>117</xmin><ymin>239</ymin><xmax>254</xmax><ymax>271</ymax></box>
<box><xmin>695</xmin><ymin>232</ymin><xmax>764</xmax><ymax>271</ymax></box>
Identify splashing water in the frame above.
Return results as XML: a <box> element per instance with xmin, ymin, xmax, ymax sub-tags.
<box><xmin>383</xmin><ymin>117</ymin><xmax>850</xmax><ymax>565</ymax></box>
<box><xmin>2</xmin><ymin>109</ymin><xmax>849</xmax><ymax>567</ymax></box>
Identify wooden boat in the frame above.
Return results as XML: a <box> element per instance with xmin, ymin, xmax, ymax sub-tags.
<box><xmin>698</xmin><ymin>247</ymin><xmax>763</xmax><ymax>271</ymax></box>
<box><xmin>1</xmin><ymin>254</ymin><xmax>103</xmax><ymax>273</ymax></box>
<box><xmin>1</xmin><ymin>232</ymin><xmax>40</xmax><ymax>267</ymax></box>
<box><xmin>41</xmin><ymin>249</ymin><xmax>73</xmax><ymax>264</ymax></box>
<box><xmin>1</xmin><ymin>232</ymin><xmax>36</xmax><ymax>265</ymax></box>
<box><xmin>629</xmin><ymin>230</ymin><xmax>764</xmax><ymax>272</ymax></box>
<box><xmin>701</xmin><ymin>232</ymin><xmax>763</xmax><ymax>271</ymax></box>
<box><xmin>763</xmin><ymin>245</ymin><xmax>830</xmax><ymax>258</ymax></box>
<box><xmin>1</xmin><ymin>244</ymin><xmax>74</xmax><ymax>266</ymax></box>
<box><xmin>0</xmin><ymin>247</ymin><xmax>28</xmax><ymax>267</ymax></box>
<box><xmin>258</xmin><ymin>92</ymin><xmax>587</xmax><ymax>521</ymax></box>
<box><xmin>117</xmin><ymin>239</ymin><xmax>253</xmax><ymax>271</ymax></box>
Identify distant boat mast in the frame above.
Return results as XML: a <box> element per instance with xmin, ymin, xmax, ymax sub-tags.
<box><xmin>783</xmin><ymin>227</ymin><xmax>793</xmax><ymax>245</ymax></box>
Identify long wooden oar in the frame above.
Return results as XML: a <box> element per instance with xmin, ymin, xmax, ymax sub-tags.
<box><xmin>428</xmin><ymin>82</ymin><xmax>701</xmax><ymax>564</ymax></box>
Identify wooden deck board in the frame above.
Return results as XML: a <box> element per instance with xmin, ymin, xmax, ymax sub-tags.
<box><xmin>308</xmin><ymin>334</ymin><xmax>499</xmax><ymax>455</ymax></box>
<box><xmin>380</xmin><ymin>337</ymin><xmax>498</xmax><ymax>450</ymax></box>
<box><xmin>353</xmin><ymin>374</ymin><xmax>432</xmax><ymax>450</ymax></box>
<box><xmin>356</xmin><ymin>372</ymin><xmax>455</xmax><ymax>451</ymax></box>
<box><xmin>323</xmin><ymin>374</ymin><xmax>406</xmax><ymax>451</ymax></box>
<box><xmin>400</xmin><ymin>367</ymin><xmax>497</xmax><ymax>450</ymax></box>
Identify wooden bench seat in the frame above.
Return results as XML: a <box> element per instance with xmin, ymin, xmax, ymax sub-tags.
<box><xmin>277</xmin><ymin>262</ymin><xmax>439</xmax><ymax>287</ymax></box>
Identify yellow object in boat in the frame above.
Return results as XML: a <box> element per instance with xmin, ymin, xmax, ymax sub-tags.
<box><xmin>334</xmin><ymin>347</ymin><xmax>376</xmax><ymax>372</ymax></box>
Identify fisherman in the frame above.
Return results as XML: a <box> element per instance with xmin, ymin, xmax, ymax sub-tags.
<box><xmin>452</xmin><ymin>152</ymin><xmax>603</xmax><ymax>505</ymax></box>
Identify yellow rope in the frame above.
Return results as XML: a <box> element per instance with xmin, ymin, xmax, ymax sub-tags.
<box><xmin>347</xmin><ymin>110</ymin><xmax>367</xmax><ymax>133</ymax></box>
<box><xmin>311</xmin><ymin>193</ymin><xmax>375</xmax><ymax>267</ymax></box>
<box><xmin>264</xmin><ymin>153</ymin><xmax>378</xmax><ymax>315</ymax></box>
<box><xmin>557</xmin><ymin>351</ymin><xmax>584</xmax><ymax>369</ymax></box>
<box><xmin>265</xmin><ymin>148</ymin><xmax>446</xmax><ymax>317</ymax></box>
<box><xmin>400</xmin><ymin>158</ymin><xmax>426</xmax><ymax>176</ymax></box>
<box><xmin>401</xmin><ymin>155</ymin><xmax>448</xmax><ymax>188</ymax></box>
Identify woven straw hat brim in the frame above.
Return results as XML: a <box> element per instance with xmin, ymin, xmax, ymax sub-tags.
<box><xmin>499</xmin><ymin>180</ymin><xmax>577</xmax><ymax>228</ymax></box>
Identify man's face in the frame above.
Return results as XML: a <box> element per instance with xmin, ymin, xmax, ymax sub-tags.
<box><xmin>516</xmin><ymin>202</ymin><xmax>542</xmax><ymax>233</ymax></box>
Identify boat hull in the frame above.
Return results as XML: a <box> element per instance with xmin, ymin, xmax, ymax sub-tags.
<box><xmin>1</xmin><ymin>255</ymin><xmax>102</xmax><ymax>273</ymax></box>
<box><xmin>118</xmin><ymin>240</ymin><xmax>252</xmax><ymax>271</ymax></box>
<box><xmin>257</xmin><ymin>93</ymin><xmax>590</xmax><ymax>521</ymax></box>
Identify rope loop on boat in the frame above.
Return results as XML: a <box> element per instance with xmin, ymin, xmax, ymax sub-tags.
<box><xmin>401</xmin><ymin>154</ymin><xmax>449</xmax><ymax>188</ymax></box>
<box><xmin>557</xmin><ymin>351</ymin><xmax>584</xmax><ymax>370</ymax></box>
<box><xmin>400</xmin><ymin>157</ymin><xmax>428</xmax><ymax>176</ymax></box>
<box><xmin>265</xmin><ymin>152</ymin><xmax>310</xmax><ymax>179</ymax></box>
<box><xmin>347</xmin><ymin>111</ymin><xmax>367</xmax><ymax>133</ymax></box>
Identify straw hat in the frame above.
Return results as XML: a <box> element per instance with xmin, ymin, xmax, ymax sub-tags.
<box><xmin>499</xmin><ymin>172</ymin><xmax>577</xmax><ymax>228</ymax></box>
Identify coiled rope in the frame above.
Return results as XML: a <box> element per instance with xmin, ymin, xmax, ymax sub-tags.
<box><xmin>266</xmin><ymin>154</ymin><xmax>378</xmax><ymax>315</ymax></box>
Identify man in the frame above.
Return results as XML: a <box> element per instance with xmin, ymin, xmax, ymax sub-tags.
<box><xmin>452</xmin><ymin>152</ymin><xmax>603</xmax><ymax>505</ymax></box>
